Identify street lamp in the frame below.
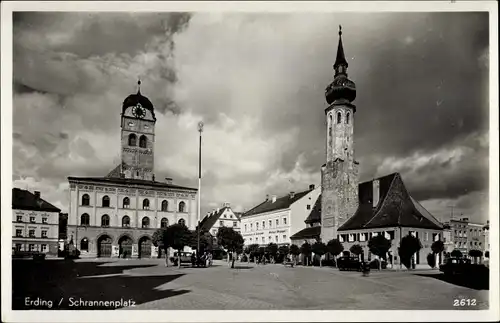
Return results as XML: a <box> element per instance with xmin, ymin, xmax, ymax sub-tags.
<box><xmin>197</xmin><ymin>121</ymin><xmax>204</xmax><ymax>256</ymax></box>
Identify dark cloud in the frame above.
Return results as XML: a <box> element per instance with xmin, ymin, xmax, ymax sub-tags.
<box><xmin>11</xmin><ymin>12</ymin><xmax>490</xmax><ymax>222</ymax></box>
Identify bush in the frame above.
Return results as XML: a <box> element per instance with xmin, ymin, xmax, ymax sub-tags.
<box><xmin>426</xmin><ymin>253</ymin><xmax>436</xmax><ymax>268</ymax></box>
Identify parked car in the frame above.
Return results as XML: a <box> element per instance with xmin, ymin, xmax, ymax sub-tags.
<box><xmin>170</xmin><ymin>252</ymin><xmax>193</xmax><ymax>266</ymax></box>
<box><xmin>439</xmin><ymin>257</ymin><xmax>472</xmax><ymax>276</ymax></box>
<box><xmin>337</xmin><ymin>256</ymin><xmax>362</xmax><ymax>271</ymax></box>
<box><xmin>369</xmin><ymin>259</ymin><xmax>388</xmax><ymax>269</ymax></box>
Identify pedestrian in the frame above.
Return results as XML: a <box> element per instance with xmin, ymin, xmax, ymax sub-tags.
<box><xmin>191</xmin><ymin>251</ymin><xmax>196</xmax><ymax>268</ymax></box>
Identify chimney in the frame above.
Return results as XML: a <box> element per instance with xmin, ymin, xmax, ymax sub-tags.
<box><xmin>271</xmin><ymin>195</ymin><xmax>277</xmax><ymax>203</ymax></box>
<box><xmin>34</xmin><ymin>191</ymin><xmax>41</xmax><ymax>199</ymax></box>
<box><xmin>289</xmin><ymin>191</ymin><xmax>295</xmax><ymax>199</ymax></box>
<box><xmin>266</xmin><ymin>194</ymin><xmax>269</xmax><ymax>201</ymax></box>
<box><xmin>372</xmin><ymin>179</ymin><xmax>380</xmax><ymax>207</ymax></box>
<box><xmin>216</xmin><ymin>208</ymin><xmax>220</xmax><ymax>213</ymax></box>
<box><xmin>165</xmin><ymin>177</ymin><xmax>173</xmax><ymax>185</ymax></box>
<box><xmin>309</xmin><ymin>184</ymin><xmax>315</xmax><ymax>190</ymax></box>
<box><xmin>152</xmin><ymin>174</ymin><xmax>155</xmax><ymax>181</ymax></box>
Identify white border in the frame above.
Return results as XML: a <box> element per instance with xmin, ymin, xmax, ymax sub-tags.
<box><xmin>1</xmin><ymin>1</ymin><xmax>498</xmax><ymax>322</ymax></box>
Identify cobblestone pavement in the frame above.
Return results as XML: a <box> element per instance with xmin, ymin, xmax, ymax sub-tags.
<box><xmin>93</xmin><ymin>259</ymin><xmax>490</xmax><ymax>310</ymax></box>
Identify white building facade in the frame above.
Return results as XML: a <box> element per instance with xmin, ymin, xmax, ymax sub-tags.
<box><xmin>12</xmin><ymin>189</ymin><xmax>61</xmax><ymax>255</ymax></box>
<box><xmin>241</xmin><ymin>185</ymin><xmax>321</xmax><ymax>246</ymax></box>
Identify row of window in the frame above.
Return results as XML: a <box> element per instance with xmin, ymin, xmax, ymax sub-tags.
<box><xmin>14</xmin><ymin>243</ymin><xmax>48</xmax><ymax>252</ymax></box>
<box><xmin>247</xmin><ymin>235</ymin><xmax>287</xmax><ymax>244</ymax></box>
<box><xmin>454</xmin><ymin>229</ymin><xmax>485</xmax><ymax>237</ymax></box>
<box><xmin>455</xmin><ymin>241</ymin><xmax>482</xmax><ymax>248</ymax></box>
<box><xmin>79</xmin><ymin>213</ymin><xmax>185</xmax><ymax>228</ymax></box>
<box><xmin>81</xmin><ymin>195</ymin><xmax>186</xmax><ymax>212</ymax></box>
<box><xmin>15</xmin><ymin>229</ymin><xmax>48</xmax><ymax>238</ymax></box>
<box><xmin>329</xmin><ymin>111</ymin><xmax>351</xmax><ymax>125</ymax></box>
<box><xmin>244</xmin><ymin>218</ymin><xmax>287</xmax><ymax>232</ymax></box>
<box><xmin>219</xmin><ymin>221</ymin><xmax>238</xmax><ymax>227</ymax></box>
<box><xmin>128</xmin><ymin>133</ymin><xmax>148</xmax><ymax>148</ymax></box>
<box><xmin>15</xmin><ymin>216</ymin><xmax>49</xmax><ymax>224</ymax></box>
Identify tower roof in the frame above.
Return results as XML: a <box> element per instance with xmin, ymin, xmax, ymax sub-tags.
<box><xmin>122</xmin><ymin>80</ymin><xmax>156</xmax><ymax>120</ymax></box>
<box><xmin>333</xmin><ymin>25</ymin><xmax>348</xmax><ymax>69</ymax></box>
<box><xmin>325</xmin><ymin>25</ymin><xmax>356</xmax><ymax>105</ymax></box>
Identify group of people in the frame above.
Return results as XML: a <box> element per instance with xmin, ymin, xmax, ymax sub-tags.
<box><xmin>191</xmin><ymin>251</ymin><xmax>213</xmax><ymax>268</ymax></box>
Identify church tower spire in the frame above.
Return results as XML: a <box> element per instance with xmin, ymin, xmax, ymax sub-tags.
<box><xmin>321</xmin><ymin>26</ymin><xmax>359</xmax><ymax>243</ymax></box>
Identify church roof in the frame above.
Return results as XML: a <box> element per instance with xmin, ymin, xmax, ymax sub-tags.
<box><xmin>242</xmin><ymin>188</ymin><xmax>313</xmax><ymax>218</ymax></box>
<box><xmin>305</xmin><ymin>194</ymin><xmax>322</xmax><ymax>224</ymax></box>
<box><xmin>290</xmin><ymin>226</ymin><xmax>321</xmax><ymax>241</ymax></box>
<box><xmin>106</xmin><ymin>163</ymin><xmax>124</xmax><ymax>178</ymax></box>
<box><xmin>68</xmin><ymin>176</ymin><xmax>197</xmax><ymax>191</ymax></box>
<box><xmin>12</xmin><ymin>188</ymin><xmax>61</xmax><ymax>212</ymax></box>
<box><xmin>338</xmin><ymin>173</ymin><xmax>443</xmax><ymax>231</ymax></box>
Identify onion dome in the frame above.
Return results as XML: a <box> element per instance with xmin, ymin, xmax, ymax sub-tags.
<box><xmin>122</xmin><ymin>80</ymin><xmax>156</xmax><ymax>120</ymax></box>
<box><xmin>325</xmin><ymin>26</ymin><xmax>357</xmax><ymax>106</ymax></box>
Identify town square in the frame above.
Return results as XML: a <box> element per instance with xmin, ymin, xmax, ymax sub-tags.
<box><xmin>2</xmin><ymin>2</ymin><xmax>497</xmax><ymax>320</ymax></box>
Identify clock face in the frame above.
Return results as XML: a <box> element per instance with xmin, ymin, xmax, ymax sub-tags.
<box><xmin>132</xmin><ymin>104</ymin><xmax>146</xmax><ymax>118</ymax></box>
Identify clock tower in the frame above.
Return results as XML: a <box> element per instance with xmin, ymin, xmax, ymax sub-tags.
<box><xmin>120</xmin><ymin>80</ymin><xmax>156</xmax><ymax>180</ymax></box>
<box><xmin>321</xmin><ymin>26</ymin><xmax>360</xmax><ymax>243</ymax></box>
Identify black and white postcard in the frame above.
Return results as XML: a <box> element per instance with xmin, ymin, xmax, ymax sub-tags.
<box><xmin>1</xmin><ymin>1</ymin><xmax>498</xmax><ymax>322</ymax></box>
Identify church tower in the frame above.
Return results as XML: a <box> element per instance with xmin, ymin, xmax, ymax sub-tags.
<box><xmin>120</xmin><ymin>81</ymin><xmax>156</xmax><ymax>181</ymax></box>
<box><xmin>321</xmin><ymin>26</ymin><xmax>359</xmax><ymax>243</ymax></box>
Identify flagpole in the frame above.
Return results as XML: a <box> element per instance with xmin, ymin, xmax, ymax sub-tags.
<box><xmin>197</xmin><ymin>121</ymin><xmax>204</xmax><ymax>255</ymax></box>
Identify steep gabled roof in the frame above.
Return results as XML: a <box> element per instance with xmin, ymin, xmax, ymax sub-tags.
<box><xmin>305</xmin><ymin>194</ymin><xmax>322</xmax><ymax>224</ymax></box>
<box><xmin>339</xmin><ymin>173</ymin><xmax>443</xmax><ymax>231</ymax></box>
<box><xmin>12</xmin><ymin>188</ymin><xmax>61</xmax><ymax>212</ymax></box>
<box><xmin>242</xmin><ymin>189</ymin><xmax>313</xmax><ymax>217</ymax></box>
<box><xmin>198</xmin><ymin>207</ymin><xmax>228</xmax><ymax>231</ymax></box>
<box><xmin>290</xmin><ymin>226</ymin><xmax>321</xmax><ymax>240</ymax></box>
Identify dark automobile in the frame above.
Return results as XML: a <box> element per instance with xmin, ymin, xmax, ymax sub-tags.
<box><xmin>170</xmin><ymin>251</ymin><xmax>193</xmax><ymax>266</ymax></box>
<box><xmin>439</xmin><ymin>257</ymin><xmax>472</xmax><ymax>276</ymax></box>
<box><xmin>337</xmin><ymin>256</ymin><xmax>362</xmax><ymax>271</ymax></box>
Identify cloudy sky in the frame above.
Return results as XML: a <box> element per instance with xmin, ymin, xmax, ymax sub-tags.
<box><xmin>11</xmin><ymin>11</ymin><xmax>490</xmax><ymax>223</ymax></box>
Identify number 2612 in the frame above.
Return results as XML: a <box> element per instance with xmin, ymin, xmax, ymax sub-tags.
<box><xmin>453</xmin><ymin>299</ymin><xmax>477</xmax><ymax>306</ymax></box>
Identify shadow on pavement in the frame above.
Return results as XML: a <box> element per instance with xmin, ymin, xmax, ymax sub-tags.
<box><xmin>415</xmin><ymin>273</ymin><xmax>489</xmax><ymax>291</ymax></box>
<box><xmin>232</xmin><ymin>265</ymin><xmax>254</xmax><ymax>270</ymax></box>
<box><xmin>13</xmin><ymin>259</ymin><xmax>188</xmax><ymax>310</ymax></box>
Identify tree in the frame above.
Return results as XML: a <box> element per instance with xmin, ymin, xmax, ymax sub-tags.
<box><xmin>248</xmin><ymin>244</ymin><xmax>260</xmax><ymax>262</ymax></box>
<box><xmin>189</xmin><ymin>229</ymin><xmax>213</xmax><ymax>255</ymax></box>
<box><xmin>426</xmin><ymin>253</ymin><xmax>436</xmax><ymax>268</ymax></box>
<box><xmin>300</xmin><ymin>242</ymin><xmax>312</xmax><ymax>266</ymax></box>
<box><xmin>468</xmin><ymin>249</ymin><xmax>483</xmax><ymax>264</ymax></box>
<box><xmin>216</xmin><ymin>227</ymin><xmax>244</xmax><ymax>268</ymax></box>
<box><xmin>350</xmin><ymin>244</ymin><xmax>364</xmax><ymax>260</ymax></box>
<box><xmin>163</xmin><ymin>223</ymin><xmax>192</xmax><ymax>268</ymax></box>
<box><xmin>152</xmin><ymin>228</ymin><xmax>167</xmax><ymax>261</ymax></box>
<box><xmin>398</xmin><ymin>234</ymin><xmax>422</xmax><ymax>269</ymax></box>
<box><xmin>266</xmin><ymin>243</ymin><xmax>278</xmax><ymax>263</ymax></box>
<box><xmin>368</xmin><ymin>235</ymin><xmax>392</xmax><ymax>270</ymax></box>
<box><xmin>431</xmin><ymin>240</ymin><xmax>445</xmax><ymax>265</ymax></box>
<box><xmin>289</xmin><ymin>244</ymin><xmax>300</xmax><ymax>265</ymax></box>
<box><xmin>450</xmin><ymin>249</ymin><xmax>463</xmax><ymax>258</ymax></box>
<box><xmin>278</xmin><ymin>245</ymin><xmax>290</xmax><ymax>263</ymax></box>
<box><xmin>311</xmin><ymin>242</ymin><xmax>328</xmax><ymax>267</ymax></box>
<box><xmin>326</xmin><ymin>239</ymin><xmax>344</xmax><ymax>266</ymax></box>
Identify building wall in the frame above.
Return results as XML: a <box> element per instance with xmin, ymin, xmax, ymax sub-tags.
<box><xmin>209</xmin><ymin>206</ymin><xmax>241</xmax><ymax>237</ymax></box>
<box><xmin>241</xmin><ymin>188</ymin><xmax>320</xmax><ymax>246</ymax></box>
<box><xmin>241</xmin><ymin>209</ymin><xmax>290</xmax><ymax>246</ymax></box>
<box><xmin>338</xmin><ymin>227</ymin><xmax>443</xmax><ymax>266</ymax></box>
<box><xmin>67</xmin><ymin>180</ymin><xmax>197</xmax><ymax>258</ymax></box>
<box><xmin>446</xmin><ymin>219</ymin><xmax>488</xmax><ymax>254</ymax></box>
<box><xmin>12</xmin><ymin>209</ymin><xmax>59</xmax><ymax>255</ymax></box>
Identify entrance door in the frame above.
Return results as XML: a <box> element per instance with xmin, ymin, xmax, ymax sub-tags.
<box><xmin>98</xmin><ymin>236</ymin><xmax>112</xmax><ymax>257</ymax></box>
<box><xmin>119</xmin><ymin>236</ymin><xmax>133</xmax><ymax>258</ymax></box>
<box><xmin>139</xmin><ymin>237</ymin><xmax>152</xmax><ymax>258</ymax></box>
